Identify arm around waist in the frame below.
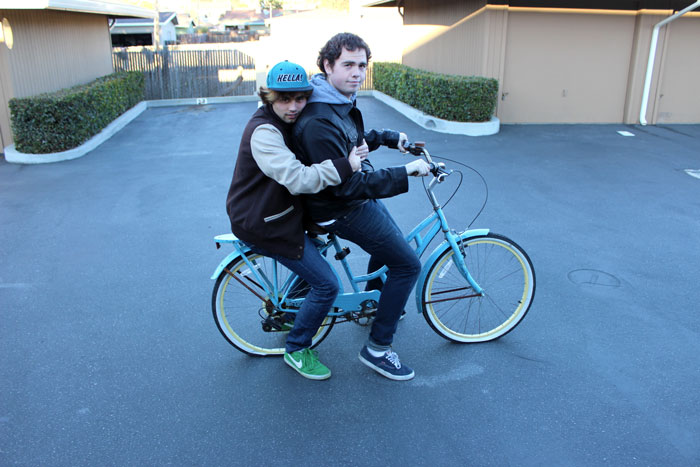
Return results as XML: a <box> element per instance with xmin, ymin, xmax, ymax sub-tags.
<box><xmin>250</xmin><ymin>124</ymin><xmax>352</xmax><ymax>195</ymax></box>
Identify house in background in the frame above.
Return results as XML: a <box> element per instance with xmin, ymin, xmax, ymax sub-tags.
<box><xmin>219</xmin><ymin>9</ymin><xmax>288</xmax><ymax>40</ymax></box>
<box><xmin>366</xmin><ymin>0</ymin><xmax>700</xmax><ymax>125</ymax></box>
<box><xmin>110</xmin><ymin>11</ymin><xmax>178</xmax><ymax>47</ymax></box>
<box><xmin>0</xmin><ymin>0</ymin><xmax>154</xmax><ymax>152</ymax></box>
<box><xmin>175</xmin><ymin>13</ymin><xmax>196</xmax><ymax>37</ymax></box>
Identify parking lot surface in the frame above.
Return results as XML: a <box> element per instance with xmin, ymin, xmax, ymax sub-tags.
<box><xmin>1</xmin><ymin>98</ymin><xmax>699</xmax><ymax>466</ymax></box>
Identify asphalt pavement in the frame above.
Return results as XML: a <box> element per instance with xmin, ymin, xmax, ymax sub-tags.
<box><xmin>1</xmin><ymin>98</ymin><xmax>699</xmax><ymax>466</ymax></box>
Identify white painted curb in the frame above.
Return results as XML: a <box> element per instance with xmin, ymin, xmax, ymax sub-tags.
<box><xmin>4</xmin><ymin>101</ymin><xmax>148</xmax><ymax>164</ymax></box>
<box><xmin>3</xmin><ymin>96</ymin><xmax>259</xmax><ymax>165</ymax></box>
<box><xmin>362</xmin><ymin>90</ymin><xmax>499</xmax><ymax>136</ymax></box>
<box><xmin>2</xmin><ymin>92</ymin><xmax>497</xmax><ymax>164</ymax></box>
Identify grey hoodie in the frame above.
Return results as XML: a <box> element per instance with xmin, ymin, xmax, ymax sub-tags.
<box><xmin>292</xmin><ymin>73</ymin><xmax>409</xmax><ymax>221</ymax></box>
<box><xmin>308</xmin><ymin>74</ymin><xmax>355</xmax><ymax>105</ymax></box>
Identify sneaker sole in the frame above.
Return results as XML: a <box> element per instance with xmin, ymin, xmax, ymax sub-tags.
<box><xmin>358</xmin><ymin>353</ymin><xmax>415</xmax><ymax>381</ymax></box>
<box><xmin>284</xmin><ymin>355</ymin><xmax>331</xmax><ymax>381</ymax></box>
<box><xmin>367</xmin><ymin>311</ymin><xmax>407</xmax><ymax>322</ymax></box>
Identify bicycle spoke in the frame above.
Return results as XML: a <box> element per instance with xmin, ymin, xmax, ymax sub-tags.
<box><xmin>213</xmin><ymin>253</ymin><xmax>335</xmax><ymax>356</ymax></box>
<box><xmin>421</xmin><ymin>235</ymin><xmax>534</xmax><ymax>342</ymax></box>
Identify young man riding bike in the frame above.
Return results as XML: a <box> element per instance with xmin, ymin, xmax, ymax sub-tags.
<box><xmin>293</xmin><ymin>33</ymin><xmax>430</xmax><ymax>381</ymax></box>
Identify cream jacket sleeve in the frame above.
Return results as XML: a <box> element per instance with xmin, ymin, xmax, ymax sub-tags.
<box><xmin>250</xmin><ymin>124</ymin><xmax>346</xmax><ymax>196</ymax></box>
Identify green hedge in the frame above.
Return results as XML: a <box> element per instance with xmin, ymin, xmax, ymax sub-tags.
<box><xmin>9</xmin><ymin>71</ymin><xmax>145</xmax><ymax>154</ymax></box>
<box><xmin>373</xmin><ymin>62</ymin><xmax>498</xmax><ymax>123</ymax></box>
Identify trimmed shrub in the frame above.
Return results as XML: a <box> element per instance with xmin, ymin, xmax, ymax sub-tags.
<box><xmin>373</xmin><ymin>62</ymin><xmax>498</xmax><ymax>123</ymax></box>
<box><xmin>9</xmin><ymin>71</ymin><xmax>145</xmax><ymax>154</ymax></box>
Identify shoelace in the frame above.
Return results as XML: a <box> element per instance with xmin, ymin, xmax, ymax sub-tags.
<box><xmin>301</xmin><ymin>348</ymin><xmax>321</xmax><ymax>369</ymax></box>
<box><xmin>385</xmin><ymin>351</ymin><xmax>401</xmax><ymax>369</ymax></box>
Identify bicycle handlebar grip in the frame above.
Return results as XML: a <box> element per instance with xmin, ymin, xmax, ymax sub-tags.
<box><xmin>429</xmin><ymin>162</ymin><xmax>448</xmax><ymax>182</ymax></box>
<box><xmin>414</xmin><ymin>141</ymin><xmax>425</xmax><ymax>148</ymax></box>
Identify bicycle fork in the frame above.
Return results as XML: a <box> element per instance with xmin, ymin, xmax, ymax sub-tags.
<box><xmin>445</xmin><ymin>231</ymin><xmax>484</xmax><ymax>296</ymax></box>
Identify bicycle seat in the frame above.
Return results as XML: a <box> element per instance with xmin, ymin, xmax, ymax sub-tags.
<box><xmin>214</xmin><ymin>233</ymin><xmax>238</xmax><ymax>243</ymax></box>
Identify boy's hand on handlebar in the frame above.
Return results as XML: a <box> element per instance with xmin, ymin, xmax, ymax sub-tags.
<box><xmin>397</xmin><ymin>133</ymin><xmax>409</xmax><ymax>153</ymax></box>
<box><xmin>405</xmin><ymin>159</ymin><xmax>431</xmax><ymax>177</ymax></box>
<box><xmin>348</xmin><ymin>146</ymin><xmax>362</xmax><ymax>172</ymax></box>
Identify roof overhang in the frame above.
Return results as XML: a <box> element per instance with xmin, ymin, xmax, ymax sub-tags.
<box><xmin>364</xmin><ymin>0</ymin><xmax>699</xmax><ymax>9</ymax></box>
<box><xmin>113</xmin><ymin>12</ymin><xmax>177</xmax><ymax>27</ymax></box>
<box><xmin>0</xmin><ymin>0</ymin><xmax>156</xmax><ymax>18</ymax></box>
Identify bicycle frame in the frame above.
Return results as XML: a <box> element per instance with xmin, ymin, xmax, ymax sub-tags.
<box><xmin>212</xmin><ymin>142</ymin><xmax>536</xmax><ymax>352</ymax></box>
<box><xmin>214</xmin><ymin>193</ymin><xmax>487</xmax><ymax>318</ymax></box>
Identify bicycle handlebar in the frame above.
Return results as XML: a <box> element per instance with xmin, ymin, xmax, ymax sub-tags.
<box><xmin>402</xmin><ymin>141</ymin><xmax>450</xmax><ymax>182</ymax></box>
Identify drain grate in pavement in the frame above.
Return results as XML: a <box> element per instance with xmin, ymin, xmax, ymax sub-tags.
<box><xmin>568</xmin><ymin>269</ymin><xmax>621</xmax><ymax>288</ymax></box>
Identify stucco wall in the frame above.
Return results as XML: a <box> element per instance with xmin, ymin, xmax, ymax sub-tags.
<box><xmin>403</xmin><ymin>0</ymin><xmax>487</xmax><ymax>26</ymax></box>
<box><xmin>398</xmin><ymin>4</ymin><xmax>700</xmax><ymax>124</ymax></box>
<box><xmin>403</xmin><ymin>7</ymin><xmax>489</xmax><ymax>78</ymax></box>
<box><xmin>654</xmin><ymin>15</ymin><xmax>700</xmax><ymax>124</ymax></box>
<box><xmin>499</xmin><ymin>9</ymin><xmax>637</xmax><ymax>123</ymax></box>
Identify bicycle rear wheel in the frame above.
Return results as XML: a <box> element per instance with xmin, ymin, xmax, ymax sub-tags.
<box><xmin>421</xmin><ymin>233</ymin><xmax>535</xmax><ymax>343</ymax></box>
<box><xmin>212</xmin><ymin>253</ymin><xmax>335</xmax><ymax>356</ymax></box>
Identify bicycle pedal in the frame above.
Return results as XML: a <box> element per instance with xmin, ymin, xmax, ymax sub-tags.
<box><xmin>353</xmin><ymin>314</ymin><xmax>373</xmax><ymax>327</ymax></box>
<box><xmin>334</xmin><ymin>247</ymin><xmax>351</xmax><ymax>261</ymax></box>
<box><xmin>262</xmin><ymin>315</ymin><xmax>294</xmax><ymax>332</ymax></box>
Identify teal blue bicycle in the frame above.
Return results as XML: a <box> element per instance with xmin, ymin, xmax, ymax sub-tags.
<box><xmin>211</xmin><ymin>142</ymin><xmax>536</xmax><ymax>356</ymax></box>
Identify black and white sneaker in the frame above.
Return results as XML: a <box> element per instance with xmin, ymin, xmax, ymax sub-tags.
<box><xmin>358</xmin><ymin>346</ymin><xmax>415</xmax><ymax>381</ymax></box>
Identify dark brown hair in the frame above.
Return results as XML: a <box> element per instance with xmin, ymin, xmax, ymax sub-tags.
<box><xmin>317</xmin><ymin>32</ymin><xmax>372</xmax><ymax>75</ymax></box>
<box><xmin>258</xmin><ymin>87</ymin><xmax>312</xmax><ymax>105</ymax></box>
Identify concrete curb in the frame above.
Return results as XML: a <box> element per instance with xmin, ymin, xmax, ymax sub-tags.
<box><xmin>3</xmin><ymin>96</ymin><xmax>259</xmax><ymax>165</ymax></box>
<box><xmin>3</xmin><ymin>92</ymin><xmax>497</xmax><ymax>164</ymax></box>
<box><xmin>4</xmin><ymin>101</ymin><xmax>148</xmax><ymax>164</ymax></box>
<box><xmin>361</xmin><ymin>90</ymin><xmax>500</xmax><ymax>136</ymax></box>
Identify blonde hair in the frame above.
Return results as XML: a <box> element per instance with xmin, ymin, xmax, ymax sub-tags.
<box><xmin>258</xmin><ymin>87</ymin><xmax>312</xmax><ymax>105</ymax></box>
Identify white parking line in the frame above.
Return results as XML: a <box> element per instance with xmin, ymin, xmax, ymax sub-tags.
<box><xmin>684</xmin><ymin>169</ymin><xmax>700</xmax><ymax>179</ymax></box>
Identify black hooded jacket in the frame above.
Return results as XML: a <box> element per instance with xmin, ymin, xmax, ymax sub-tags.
<box><xmin>292</xmin><ymin>79</ymin><xmax>409</xmax><ymax>222</ymax></box>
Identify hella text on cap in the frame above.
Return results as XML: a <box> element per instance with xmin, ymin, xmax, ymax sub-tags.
<box><xmin>277</xmin><ymin>74</ymin><xmax>304</xmax><ymax>83</ymax></box>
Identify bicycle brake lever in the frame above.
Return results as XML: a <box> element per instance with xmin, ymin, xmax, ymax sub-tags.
<box><xmin>429</xmin><ymin>163</ymin><xmax>450</xmax><ymax>183</ymax></box>
<box><xmin>405</xmin><ymin>141</ymin><xmax>426</xmax><ymax>156</ymax></box>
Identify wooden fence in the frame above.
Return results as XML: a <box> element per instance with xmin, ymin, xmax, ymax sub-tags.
<box><xmin>112</xmin><ymin>47</ymin><xmax>256</xmax><ymax>100</ymax></box>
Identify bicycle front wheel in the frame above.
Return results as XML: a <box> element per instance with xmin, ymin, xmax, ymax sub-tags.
<box><xmin>421</xmin><ymin>233</ymin><xmax>535</xmax><ymax>343</ymax></box>
<box><xmin>212</xmin><ymin>253</ymin><xmax>335</xmax><ymax>356</ymax></box>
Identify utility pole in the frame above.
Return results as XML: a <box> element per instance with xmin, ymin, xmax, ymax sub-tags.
<box><xmin>153</xmin><ymin>0</ymin><xmax>161</xmax><ymax>50</ymax></box>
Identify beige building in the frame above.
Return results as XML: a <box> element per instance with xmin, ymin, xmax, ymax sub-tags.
<box><xmin>367</xmin><ymin>0</ymin><xmax>700</xmax><ymax>124</ymax></box>
<box><xmin>0</xmin><ymin>1</ymin><xmax>154</xmax><ymax>152</ymax></box>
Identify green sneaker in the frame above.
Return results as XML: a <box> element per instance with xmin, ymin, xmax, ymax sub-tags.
<box><xmin>284</xmin><ymin>348</ymin><xmax>331</xmax><ymax>380</ymax></box>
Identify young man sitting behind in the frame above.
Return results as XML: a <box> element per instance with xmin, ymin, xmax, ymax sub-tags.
<box><xmin>226</xmin><ymin>60</ymin><xmax>364</xmax><ymax>380</ymax></box>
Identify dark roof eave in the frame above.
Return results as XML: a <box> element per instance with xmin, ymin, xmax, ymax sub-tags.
<box><xmin>363</xmin><ymin>1</ymin><xmax>397</xmax><ymax>6</ymax></box>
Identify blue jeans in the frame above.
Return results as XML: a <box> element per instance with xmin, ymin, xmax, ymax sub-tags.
<box><xmin>245</xmin><ymin>235</ymin><xmax>339</xmax><ymax>354</ymax></box>
<box><xmin>325</xmin><ymin>199</ymin><xmax>421</xmax><ymax>350</ymax></box>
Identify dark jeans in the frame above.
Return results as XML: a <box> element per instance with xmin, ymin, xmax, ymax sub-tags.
<box><xmin>245</xmin><ymin>235</ymin><xmax>338</xmax><ymax>354</ymax></box>
<box><xmin>325</xmin><ymin>199</ymin><xmax>421</xmax><ymax>350</ymax></box>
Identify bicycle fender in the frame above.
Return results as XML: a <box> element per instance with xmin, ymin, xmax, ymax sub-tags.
<box><xmin>414</xmin><ymin>228</ymin><xmax>489</xmax><ymax>313</ymax></box>
<box><xmin>211</xmin><ymin>251</ymin><xmax>245</xmax><ymax>280</ymax></box>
